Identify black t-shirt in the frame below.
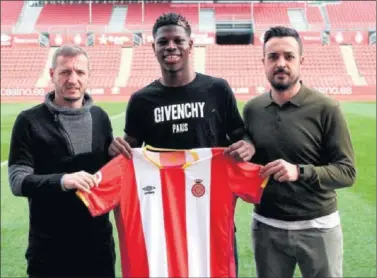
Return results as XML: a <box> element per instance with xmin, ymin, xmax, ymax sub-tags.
<box><xmin>125</xmin><ymin>73</ymin><xmax>246</xmax><ymax>149</ymax></box>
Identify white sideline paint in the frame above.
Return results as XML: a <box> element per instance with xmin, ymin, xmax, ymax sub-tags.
<box><xmin>110</xmin><ymin>112</ymin><xmax>125</xmax><ymax>120</ymax></box>
<box><xmin>0</xmin><ymin>112</ymin><xmax>125</xmax><ymax>168</ymax></box>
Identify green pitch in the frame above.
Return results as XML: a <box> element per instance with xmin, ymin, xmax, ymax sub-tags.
<box><xmin>1</xmin><ymin>101</ymin><xmax>375</xmax><ymax>277</ymax></box>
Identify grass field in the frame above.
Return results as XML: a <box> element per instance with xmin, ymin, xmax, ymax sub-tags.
<box><xmin>1</xmin><ymin>101</ymin><xmax>376</xmax><ymax>277</ymax></box>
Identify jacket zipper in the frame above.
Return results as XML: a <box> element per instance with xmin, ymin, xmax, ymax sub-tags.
<box><xmin>54</xmin><ymin>114</ymin><xmax>75</xmax><ymax>156</ymax></box>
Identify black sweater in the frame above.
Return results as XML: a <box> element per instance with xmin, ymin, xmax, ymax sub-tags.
<box><xmin>8</xmin><ymin>98</ymin><xmax>114</xmax><ymax>242</ymax></box>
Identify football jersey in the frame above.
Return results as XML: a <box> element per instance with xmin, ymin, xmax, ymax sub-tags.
<box><xmin>77</xmin><ymin>147</ymin><xmax>268</xmax><ymax>278</ymax></box>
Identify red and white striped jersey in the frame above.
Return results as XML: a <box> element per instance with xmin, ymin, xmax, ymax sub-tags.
<box><xmin>77</xmin><ymin>147</ymin><xmax>268</xmax><ymax>278</ymax></box>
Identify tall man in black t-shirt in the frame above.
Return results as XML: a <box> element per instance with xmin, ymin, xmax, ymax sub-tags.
<box><xmin>108</xmin><ymin>12</ymin><xmax>255</xmax><ymax>276</ymax></box>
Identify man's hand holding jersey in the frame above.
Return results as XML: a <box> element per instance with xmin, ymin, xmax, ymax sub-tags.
<box><xmin>260</xmin><ymin>159</ymin><xmax>299</xmax><ymax>182</ymax></box>
<box><xmin>108</xmin><ymin>136</ymin><xmax>133</xmax><ymax>158</ymax></box>
<box><xmin>61</xmin><ymin>171</ymin><xmax>98</xmax><ymax>193</ymax></box>
<box><xmin>224</xmin><ymin>140</ymin><xmax>256</xmax><ymax>162</ymax></box>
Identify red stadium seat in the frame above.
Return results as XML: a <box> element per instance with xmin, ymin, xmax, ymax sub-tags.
<box><xmin>83</xmin><ymin>46</ymin><xmax>121</xmax><ymax>88</ymax></box>
<box><xmin>0</xmin><ymin>47</ymin><xmax>48</xmax><ymax>89</ymax></box>
<box><xmin>205</xmin><ymin>44</ymin><xmax>353</xmax><ymax>89</ymax></box>
<box><xmin>352</xmin><ymin>45</ymin><xmax>376</xmax><ymax>85</ymax></box>
<box><xmin>125</xmin><ymin>3</ymin><xmax>198</xmax><ymax>31</ymax></box>
<box><xmin>35</xmin><ymin>3</ymin><xmax>113</xmax><ymax>31</ymax></box>
<box><xmin>306</xmin><ymin>6</ymin><xmax>325</xmax><ymax>30</ymax></box>
<box><xmin>1</xmin><ymin>1</ymin><xmax>375</xmax><ymax>94</ymax></box>
<box><xmin>253</xmin><ymin>3</ymin><xmax>306</xmax><ymax>30</ymax></box>
<box><xmin>326</xmin><ymin>1</ymin><xmax>376</xmax><ymax>30</ymax></box>
<box><xmin>1</xmin><ymin>1</ymin><xmax>23</xmax><ymax>31</ymax></box>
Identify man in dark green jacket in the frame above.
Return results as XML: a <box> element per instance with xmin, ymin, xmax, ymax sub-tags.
<box><xmin>243</xmin><ymin>26</ymin><xmax>356</xmax><ymax>278</ymax></box>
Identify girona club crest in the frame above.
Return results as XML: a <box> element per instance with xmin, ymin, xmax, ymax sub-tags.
<box><xmin>191</xmin><ymin>179</ymin><xmax>205</xmax><ymax>197</ymax></box>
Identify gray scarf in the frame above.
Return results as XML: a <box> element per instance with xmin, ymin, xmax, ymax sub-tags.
<box><xmin>45</xmin><ymin>92</ymin><xmax>93</xmax><ymax>155</ymax></box>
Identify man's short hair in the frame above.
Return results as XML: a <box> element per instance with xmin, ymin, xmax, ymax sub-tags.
<box><xmin>263</xmin><ymin>26</ymin><xmax>303</xmax><ymax>55</ymax></box>
<box><xmin>51</xmin><ymin>44</ymin><xmax>89</xmax><ymax>69</ymax></box>
<box><xmin>152</xmin><ymin>12</ymin><xmax>191</xmax><ymax>38</ymax></box>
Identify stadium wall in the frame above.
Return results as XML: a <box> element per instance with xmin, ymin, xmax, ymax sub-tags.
<box><xmin>1</xmin><ymin>85</ymin><xmax>375</xmax><ymax>103</ymax></box>
<box><xmin>1</xmin><ymin>30</ymin><xmax>374</xmax><ymax>48</ymax></box>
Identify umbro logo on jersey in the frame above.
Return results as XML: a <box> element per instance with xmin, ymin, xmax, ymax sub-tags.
<box><xmin>192</xmin><ymin>179</ymin><xmax>205</xmax><ymax>198</ymax></box>
<box><xmin>143</xmin><ymin>186</ymin><xmax>156</xmax><ymax>195</ymax></box>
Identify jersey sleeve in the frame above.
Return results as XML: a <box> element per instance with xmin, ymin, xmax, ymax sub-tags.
<box><xmin>76</xmin><ymin>155</ymin><xmax>128</xmax><ymax>217</ymax></box>
<box><xmin>226</xmin><ymin>156</ymin><xmax>269</xmax><ymax>204</ymax></box>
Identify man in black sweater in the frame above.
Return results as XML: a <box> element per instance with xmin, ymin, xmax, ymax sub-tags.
<box><xmin>243</xmin><ymin>26</ymin><xmax>356</xmax><ymax>278</ymax></box>
<box><xmin>8</xmin><ymin>44</ymin><xmax>116</xmax><ymax>277</ymax></box>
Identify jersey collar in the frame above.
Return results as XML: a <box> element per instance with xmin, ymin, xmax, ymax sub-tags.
<box><xmin>142</xmin><ymin>145</ymin><xmax>199</xmax><ymax>169</ymax></box>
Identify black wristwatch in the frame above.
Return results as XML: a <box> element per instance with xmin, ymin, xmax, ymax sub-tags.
<box><xmin>298</xmin><ymin>164</ymin><xmax>305</xmax><ymax>180</ymax></box>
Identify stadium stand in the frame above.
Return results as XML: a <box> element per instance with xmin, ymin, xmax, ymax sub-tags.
<box><xmin>204</xmin><ymin>44</ymin><xmax>354</xmax><ymax>88</ymax></box>
<box><xmin>326</xmin><ymin>1</ymin><xmax>376</xmax><ymax>30</ymax></box>
<box><xmin>35</xmin><ymin>3</ymin><xmax>113</xmax><ymax>31</ymax></box>
<box><xmin>253</xmin><ymin>3</ymin><xmax>305</xmax><ymax>30</ymax></box>
<box><xmin>1</xmin><ymin>0</ymin><xmax>375</xmax><ymax>100</ymax></box>
<box><xmin>212</xmin><ymin>3</ymin><xmax>252</xmax><ymax>21</ymax></box>
<box><xmin>205</xmin><ymin>45</ymin><xmax>268</xmax><ymax>88</ymax></box>
<box><xmin>1</xmin><ymin>47</ymin><xmax>49</xmax><ymax>89</ymax></box>
<box><xmin>84</xmin><ymin>45</ymin><xmax>122</xmax><ymax>88</ymax></box>
<box><xmin>1</xmin><ymin>1</ymin><xmax>24</xmax><ymax>32</ymax></box>
<box><xmin>305</xmin><ymin>5</ymin><xmax>326</xmax><ymax>30</ymax></box>
<box><xmin>126</xmin><ymin>45</ymin><xmax>161</xmax><ymax>87</ymax></box>
<box><xmin>124</xmin><ymin>3</ymin><xmax>143</xmax><ymax>30</ymax></box>
<box><xmin>300</xmin><ymin>45</ymin><xmax>353</xmax><ymax>88</ymax></box>
<box><xmin>352</xmin><ymin>45</ymin><xmax>376</xmax><ymax>85</ymax></box>
<box><xmin>124</xmin><ymin>3</ymin><xmax>199</xmax><ymax>31</ymax></box>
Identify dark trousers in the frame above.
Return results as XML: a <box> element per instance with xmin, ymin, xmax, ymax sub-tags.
<box><xmin>27</xmin><ymin>237</ymin><xmax>116</xmax><ymax>278</ymax></box>
<box><xmin>252</xmin><ymin>219</ymin><xmax>343</xmax><ymax>278</ymax></box>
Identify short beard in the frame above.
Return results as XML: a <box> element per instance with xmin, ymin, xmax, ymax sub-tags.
<box><xmin>271</xmin><ymin>76</ymin><xmax>299</xmax><ymax>93</ymax></box>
